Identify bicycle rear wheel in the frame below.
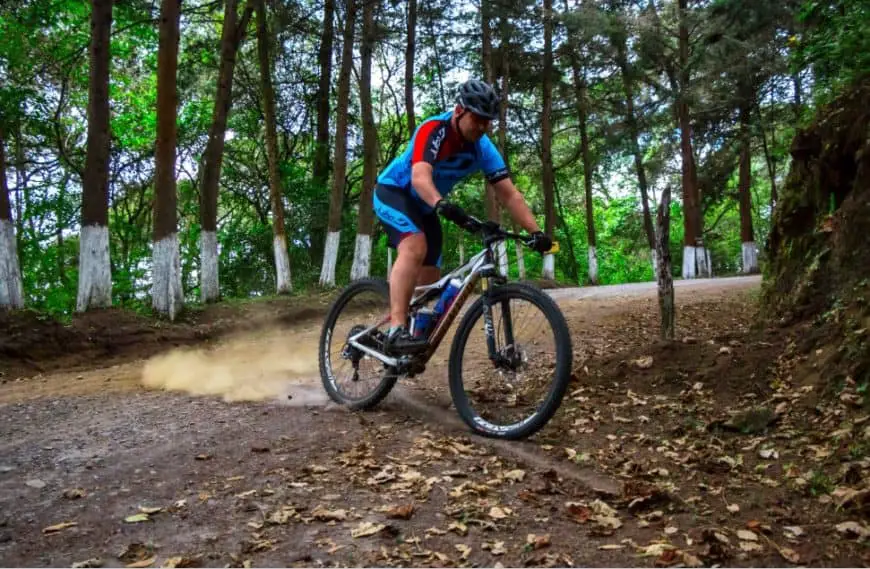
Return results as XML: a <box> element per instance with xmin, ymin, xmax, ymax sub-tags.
<box><xmin>448</xmin><ymin>283</ymin><xmax>573</xmax><ymax>440</ymax></box>
<box><xmin>319</xmin><ymin>278</ymin><xmax>398</xmax><ymax>410</ymax></box>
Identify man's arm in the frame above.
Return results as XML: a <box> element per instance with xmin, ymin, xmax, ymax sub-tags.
<box><xmin>411</xmin><ymin>162</ymin><xmax>443</xmax><ymax>208</ymax></box>
<box><xmin>492</xmin><ymin>177</ymin><xmax>542</xmax><ymax>234</ymax></box>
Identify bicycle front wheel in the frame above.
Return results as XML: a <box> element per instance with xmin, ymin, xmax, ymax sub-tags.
<box><xmin>448</xmin><ymin>283</ymin><xmax>573</xmax><ymax>440</ymax></box>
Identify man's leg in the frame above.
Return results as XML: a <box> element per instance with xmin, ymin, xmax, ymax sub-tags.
<box><xmin>389</xmin><ymin>233</ymin><xmax>427</xmax><ymax>328</ymax></box>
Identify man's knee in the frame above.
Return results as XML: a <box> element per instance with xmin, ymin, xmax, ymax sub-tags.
<box><xmin>398</xmin><ymin>233</ymin><xmax>427</xmax><ymax>264</ymax></box>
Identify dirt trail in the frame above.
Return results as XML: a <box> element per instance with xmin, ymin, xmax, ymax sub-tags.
<box><xmin>2</xmin><ymin>276</ymin><xmax>868</xmax><ymax>568</ymax></box>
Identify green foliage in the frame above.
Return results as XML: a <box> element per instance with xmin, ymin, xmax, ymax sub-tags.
<box><xmin>0</xmin><ymin>0</ymin><xmax>862</xmax><ymax>317</ymax></box>
<box><xmin>795</xmin><ymin>0</ymin><xmax>870</xmax><ymax>103</ymax></box>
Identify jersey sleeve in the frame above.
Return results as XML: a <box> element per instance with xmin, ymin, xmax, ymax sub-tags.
<box><xmin>411</xmin><ymin>120</ymin><xmax>447</xmax><ymax>166</ymax></box>
<box><xmin>478</xmin><ymin>135</ymin><xmax>510</xmax><ymax>184</ymax></box>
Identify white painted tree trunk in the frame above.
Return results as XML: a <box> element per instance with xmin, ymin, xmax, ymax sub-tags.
<box><xmin>273</xmin><ymin>234</ymin><xmax>292</xmax><ymax>293</ymax></box>
<box><xmin>682</xmin><ymin>245</ymin><xmax>697</xmax><ymax>279</ymax></box>
<box><xmin>515</xmin><ymin>240</ymin><xmax>526</xmax><ymax>279</ymax></box>
<box><xmin>76</xmin><ymin>224</ymin><xmax>112</xmax><ymax>311</ymax></box>
<box><xmin>152</xmin><ymin>233</ymin><xmax>184</xmax><ymax>320</ymax></box>
<box><xmin>387</xmin><ymin>247</ymin><xmax>393</xmax><ymax>280</ymax></box>
<box><xmin>350</xmin><ymin>233</ymin><xmax>371</xmax><ymax>281</ymax></box>
<box><xmin>0</xmin><ymin>219</ymin><xmax>24</xmax><ymax>309</ymax></box>
<box><xmin>496</xmin><ymin>241</ymin><xmax>508</xmax><ymax>276</ymax></box>
<box><xmin>542</xmin><ymin>253</ymin><xmax>555</xmax><ymax>280</ymax></box>
<box><xmin>200</xmin><ymin>230</ymin><xmax>219</xmax><ymax>303</ymax></box>
<box><xmin>587</xmin><ymin>245</ymin><xmax>598</xmax><ymax>285</ymax></box>
<box><xmin>650</xmin><ymin>248</ymin><xmax>658</xmax><ymax>277</ymax></box>
<box><xmin>683</xmin><ymin>245</ymin><xmax>712</xmax><ymax>279</ymax></box>
<box><xmin>319</xmin><ymin>230</ymin><xmax>340</xmax><ymax>286</ymax></box>
<box><xmin>742</xmin><ymin>241</ymin><xmax>758</xmax><ymax>274</ymax></box>
<box><xmin>459</xmin><ymin>238</ymin><xmax>465</xmax><ymax>265</ymax></box>
<box><xmin>696</xmin><ymin>246</ymin><xmax>712</xmax><ymax>278</ymax></box>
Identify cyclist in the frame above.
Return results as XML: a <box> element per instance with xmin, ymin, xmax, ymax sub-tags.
<box><xmin>374</xmin><ymin>78</ymin><xmax>553</xmax><ymax>355</ymax></box>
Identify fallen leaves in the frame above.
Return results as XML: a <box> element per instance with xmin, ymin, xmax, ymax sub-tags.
<box><xmin>503</xmin><ymin>469</ymin><xmax>526</xmax><ymax>482</ymax></box>
<box><xmin>63</xmin><ymin>487</ymin><xmax>86</xmax><ymax>500</ymax></box>
<box><xmin>482</xmin><ymin>541</ymin><xmax>506</xmax><ymax>555</ymax></box>
<box><xmin>455</xmin><ymin>544</ymin><xmax>471</xmax><ymax>560</ymax></box>
<box><xmin>836</xmin><ymin>521</ymin><xmax>870</xmax><ymax>539</ymax></box>
<box><xmin>488</xmin><ymin>506</ymin><xmax>511</xmax><ymax>520</ymax></box>
<box><xmin>123</xmin><ymin>513</ymin><xmax>151</xmax><ymax>524</ymax></box>
<box><xmin>382</xmin><ymin>503</ymin><xmax>415</xmax><ymax>520</ymax></box>
<box><xmin>526</xmin><ymin>533</ymin><xmax>551</xmax><ymax>550</ymax></box>
<box><xmin>351</xmin><ymin>521</ymin><xmax>386</xmax><ymax>538</ymax></box>
<box><xmin>266</xmin><ymin>505</ymin><xmax>299</xmax><ymax>525</ymax></box>
<box><xmin>42</xmin><ymin>521</ymin><xmax>77</xmax><ymax>534</ymax></box>
<box><xmin>632</xmin><ymin>355</ymin><xmax>654</xmax><ymax>369</ymax></box>
<box><xmin>598</xmin><ymin>544</ymin><xmax>623</xmax><ymax>550</ymax></box>
<box><xmin>311</xmin><ymin>505</ymin><xmax>347</xmax><ymax>522</ymax></box>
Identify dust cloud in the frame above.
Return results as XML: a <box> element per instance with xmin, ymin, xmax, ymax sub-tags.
<box><xmin>141</xmin><ymin>328</ymin><xmax>320</xmax><ymax>403</ymax></box>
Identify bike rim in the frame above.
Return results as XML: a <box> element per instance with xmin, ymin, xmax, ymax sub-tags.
<box><xmin>458</xmin><ymin>295</ymin><xmax>560</xmax><ymax>432</ymax></box>
<box><xmin>324</xmin><ymin>288</ymin><xmax>393</xmax><ymax>402</ymax></box>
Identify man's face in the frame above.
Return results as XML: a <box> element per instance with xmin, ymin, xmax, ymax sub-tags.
<box><xmin>454</xmin><ymin>105</ymin><xmax>491</xmax><ymax>141</ymax></box>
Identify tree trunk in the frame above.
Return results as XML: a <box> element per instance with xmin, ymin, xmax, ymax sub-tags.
<box><xmin>309</xmin><ymin>0</ymin><xmax>334</xmax><ymax>266</ymax></box>
<box><xmin>656</xmin><ymin>186</ymin><xmax>674</xmax><ymax>340</ymax></box>
<box><xmin>350</xmin><ymin>0</ymin><xmax>377</xmax><ymax>281</ymax></box>
<box><xmin>405</xmin><ymin>0</ymin><xmax>416</xmax><ymax>134</ymax></box>
<box><xmin>319</xmin><ymin>0</ymin><xmax>356</xmax><ymax>287</ymax></box>
<box><xmin>677</xmin><ymin>0</ymin><xmax>707</xmax><ymax>279</ymax></box>
<box><xmin>256</xmin><ymin>0</ymin><xmax>291</xmax><ymax>293</ymax></box>
<box><xmin>152</xmin><ymin>0</ymin><xmax>183</xmax><ymax>320</ymax></box>
<box><xmin>199</xmin><ymin>0</ymin><xmax>251</xmax><ymax>303</ymax></box>
<box><xmin>481</xmin><ymin>0</ymin><xmax>507</xmax><ymax>276</ymax></box>
<box><xmin>78</xmin><ymin>0</ymin><xmax>114</xmax><ymax>312</ymax></box>
<box><xmin>499</xmin><ymin>18</ymin><xmax>523</xmax><ymax>279</ymax></box>
<box><xmin>481</xmin><ymin>0</ymin><xmax>500</xmax><ymax>230</ymax></box>
<box><xmin>615</xmin><ymin>35</ymin><xmax>656</xmax><ymax>268</ymax></box>
<box><xmin>0</xmin><ymin>130</ymin><xmax>24</xmax><ymax>309</ymax></box>
<box><xmin>759</xmin><ymin>106</ymin><xmax>778</xmax><ymax>207</ymax></box>
<box><xmin>569</xmin><ymin>51</ymin><xmax>597</xmax><ymax>285</ymax></box>
<box><xmin>738</xmin><ymin>101</ymin><xmax>757</xmax><ymax>274</ymax></box>
<box><xmin>540</xmin><ymin>0</ymin><xmax>555</xmax><ymax>280</ymax></box>
<box><xmin>57</xmin><ymin>173</ymin><xmax>69</xmax><ymax>286</ymax></box>
<box><xmin>313</xmin><ymin>0</ymin><xmax>334</xmax><ymax>190</ymax></box>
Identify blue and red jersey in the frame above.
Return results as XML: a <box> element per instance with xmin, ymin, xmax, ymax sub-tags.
<box><xmin>377</xmin><ymin>110</ymin><xmax>510</xmax><ymax>211</ymax></box>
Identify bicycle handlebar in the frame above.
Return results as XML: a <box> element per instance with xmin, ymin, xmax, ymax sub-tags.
<box><xmin>459</xmin><ymin>215</ymin><xmax>529</xmax><ymax>244</ymax></box>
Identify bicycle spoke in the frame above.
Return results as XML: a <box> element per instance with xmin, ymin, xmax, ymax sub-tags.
<box><xmin>458</xmin><ymin>295</ymin><xmax>558</xmax><ymax>429</ymax></box>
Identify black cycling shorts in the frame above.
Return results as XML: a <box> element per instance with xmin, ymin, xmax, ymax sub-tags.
<box><xmin>374</xmin><ymin>184</ymin><xmax>443</xmax><ymax>267</ymax></box>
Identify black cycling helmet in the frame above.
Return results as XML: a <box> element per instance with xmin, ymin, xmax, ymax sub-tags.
<box><xmin>456</xmin><ymin>79</ymin><xmax>499</xmax><ymax>120</ymax></box>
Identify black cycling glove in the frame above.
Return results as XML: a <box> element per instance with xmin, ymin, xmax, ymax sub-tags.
<box><xmin>526</xmin><ymin>231</ymin><xmax>553</xmax><ymax>253</ymax></box>
<box><xmin>435</xmin><ymin>199</ymin><xmax>473</xmax><ymax>229</ymax></box>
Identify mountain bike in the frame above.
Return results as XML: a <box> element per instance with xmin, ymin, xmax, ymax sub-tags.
<box><xmin>318</xmin><ymin>216</ymin><xmax>573</xmax><ymax>440</ymax></box>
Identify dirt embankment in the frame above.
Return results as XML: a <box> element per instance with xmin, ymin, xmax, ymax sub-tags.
<box><xmin>763</xmin><ymin>76</ymin><xmax>870</xmax><ymax>388</ymax></box>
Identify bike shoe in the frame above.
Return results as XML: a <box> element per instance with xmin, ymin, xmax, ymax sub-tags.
<box><xmin>383</xmin><ymin>327</ymin><xmax>428</xmax><ymax>356</ymax></box>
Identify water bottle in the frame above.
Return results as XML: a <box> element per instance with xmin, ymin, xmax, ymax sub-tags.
<box><xmin>433</xmin><ymin>278</ymin><xmax>463</xmax><ymax>320</ymax></box>
<box><xmin>412</xmin><ymin>308</ymin><xmax>434</xmax><ymax>338</ymax></box>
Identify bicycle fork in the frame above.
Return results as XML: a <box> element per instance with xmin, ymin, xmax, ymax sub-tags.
<box><xmin>480</xmin><ymin>274</ymin><xmax>516</xmax><ymax>366</ymax></box>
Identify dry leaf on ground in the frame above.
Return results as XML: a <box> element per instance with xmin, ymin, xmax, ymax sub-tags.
<box><xmin>351</xmin><ymin>521</ymin><xmax>386</xmax><ymax>538</ymax></box>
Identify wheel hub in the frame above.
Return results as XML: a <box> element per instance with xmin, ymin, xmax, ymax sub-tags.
<box><xmin>493</xmin><ymin>344</ymin><xmax>525</xmax><ymax>372</ymax></box>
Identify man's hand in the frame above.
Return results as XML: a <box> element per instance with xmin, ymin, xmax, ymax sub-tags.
<box><xmin>435</xmin><ymin>199</ymin><xmax>474</xmax><ymax>229</ymax></box>
<box><xmin>525</xmin><ymin>231</ymin><xmax>553</xmax><ymax>253</ymax></box>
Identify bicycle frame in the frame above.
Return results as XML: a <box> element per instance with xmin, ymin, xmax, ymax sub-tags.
<box><xmin>345</xmin><ymin>238</ymin><xmax>501</xmax><ymax>369</ymax></box>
